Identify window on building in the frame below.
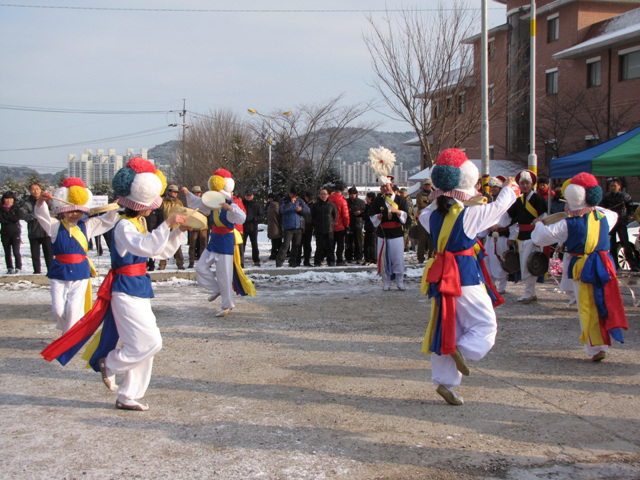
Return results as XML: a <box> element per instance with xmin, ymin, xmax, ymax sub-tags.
<box><xmin>489</xmin><ymin>146</ymin><xmax>495</xmax><ymax>160</ymax></box>
<box><xmin>489</xmin><ymin>84</ymin><xmax>495</xmax><ymax>106</ymax></box>
<box><xmin>446</xmin><ymin>96</ymin><xmax>453</xmax><ymax>113</ymax></box>
<box><xmin>585</xmin><ymin>135</ymin><xmax>600</xmax><ymax>148</ymax></box>
<box><xmin>488</xmin><ymin>38</ymin><xmax>495</xmax><ymax>60</ymax></box>
<box><xmin>620</xmin><ymin>49</ymin><xmax>640</xmax><ymax>81</ymax></box>
<box><xmin>547</xmin><ymin>15</ymin><xmax>559</xmax><ymax>43</ymax></box>
<box><xmin>458</xmin><ymin>93</ymin><xmax>466</xmax><ymax>114</ymax></box>
<box><xmin>587</xmin><ymin>58</ymin><xmax>601</xmax><ymax>87</ymax></box>
<box><xmin>434</xmin><ymin>101</ymin><xmax>440</xmax><ymax>119</ymax></box>
<box><xmin>546</xmin><ymin>69</ymin><xmax>558</xmax><ymax>95</ymax></box>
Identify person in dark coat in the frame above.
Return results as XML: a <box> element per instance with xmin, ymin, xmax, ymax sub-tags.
<box><xmin>21</xmin><ymin>183</ymin><xmax>53</xmax><ymax>274</ymax></box>
<box><xmin>345</xmin><ymin>186</ymin><xmax>366</xmax><ymax>263</ymax></box>
<box><xmin>241</xmin><ymin>189</ymin><xmax>262</xmax><ymax>267</ymax></box>
<box><xmin>0</xmin><ymin>191</ymin><xmax>22</xmax><ymax>274</ymax></box>
<box><xmin>266</xmin><ymin>193</ymin><xmax>283</xmax><ymax>261</ymax></box>
<box><xmin>362</xmin><ymin>191</ymin><xmax>378</xmax><ymax>265</ymax></box>
<box><xmin>600</xmin><ymin>177</ymin><xmax>637</xmax><ymax>270</ymax></box>
<box><xmin>145</xmin><ymin>205</ymin><xmax>165</xmax><ymax>271</ymax></box>
<box><xmin>297</xmin><ymin>191</ymin><xmax>314</xmax><ymax>267</ymax></box>
<box><xmin>311</xmin><ymin>188</ymin><xmax>338</xmax><ymax>266</ymax></box>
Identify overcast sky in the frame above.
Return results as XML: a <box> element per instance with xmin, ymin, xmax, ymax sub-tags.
<box><xmin>0</xmin><ymin>0</ymin><xmax>506</xmax><ymax>174</ymax></box>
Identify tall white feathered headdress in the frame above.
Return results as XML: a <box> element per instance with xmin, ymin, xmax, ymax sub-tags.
<box><xmin>368</xmin><ymin>146</ymin><xmax>396</xmax><ymax>185</ymax></box>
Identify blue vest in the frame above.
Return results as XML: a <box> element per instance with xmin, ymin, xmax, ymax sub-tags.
<box><xmin>110</xmin><ymin>219</ymin><xmax>154</xmax><ymax>298</ymax></box>
<box><xmin>48</xmin><ymin>220</ymin><xmax>91</xmax><ymax>281</ymax></box>
<box><xmin>430</xmin><ymin>208</ymin><xmax>484</xmax><ymax>286</ymax></box>
<box><xmin>207</xmin><ymin>208</ymin><xmax>236</xmax><ymax>255</ymax></box>
<box><xmin>565</xmin><ymin>212</ymin><xmax>611</xmax><ymax>280</ymax></box>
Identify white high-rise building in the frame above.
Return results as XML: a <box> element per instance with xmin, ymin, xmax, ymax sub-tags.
<box><xmin>68</xmin><ymin>148</ymin><xmax>151</xmax><ymax>188</ymax></box>
<box><xmin>340</xmin><ymin>160</ymin><xmax>408</xmax><ymax>187</ymax></box>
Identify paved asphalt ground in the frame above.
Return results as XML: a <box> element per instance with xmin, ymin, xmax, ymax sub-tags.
<box><xmin>0</xmin><ymin>267</ymin><xmax>639</xmax><ymax>479</ymax></box>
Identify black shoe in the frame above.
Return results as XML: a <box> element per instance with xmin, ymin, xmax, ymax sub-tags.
<box><xmin>188</xmin><ymin>262</ymin><xmax>194</xmax><ymax>268</ymax></box>
<box><xmin>178</xmin><ymin>266</ymin><xmax>185</xmax><ymax>270</ymax></box>
<box><xmin>337</xmin><ymin>261</ymin><xmax>347</xmax><ymax>266</ymax></box>
<box><xmin>328</xmin><ymin>262</ymin><xmax>336</xmax><ymax>266</ymax></box>
<box><xmin>276</xmin><ymin>263</ymin><xmax>283</xmax><ymax>268</ymax></box>
<box><xmin>304</xmin><ymin>262</ymin><xmax>312</xmax><ymax>267</ymax></box>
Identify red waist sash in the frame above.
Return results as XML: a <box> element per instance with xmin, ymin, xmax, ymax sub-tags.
<box><xmin>55</xmin><ymin>254</ymin><xmax>86</xmax><ymax>263</ymax></box>
<box><xmin>41</xmin><ymin>263</ymin><xmax>147</xmax><ymax>363</ymax></box>
<box><xmin>519</xmin><ymin>224</ymin><xmax>535</xmax><ymax>232</ymax></box>
<box><xmin>381</xmin><ymin>221</ymin><xmax>402</xmax><ymax>229</ymax></box>
<box><xmin>425</xmin><ymin>246</ymin><xmax>476</xmax><ymax>355</ymax></box>
<box><xmin>211</xmin><ymin>226</ymin><xmax>233</xmax><ymax>234</ymax></box>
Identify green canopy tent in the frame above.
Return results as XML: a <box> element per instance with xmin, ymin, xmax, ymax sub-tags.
<box><xmin>550</xmin><ymin>126</ymin><xmax>640</xmax><ymax>178</ymax></box>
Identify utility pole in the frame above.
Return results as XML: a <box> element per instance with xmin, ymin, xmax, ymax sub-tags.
<box><xmin>529</xmin><ymin>0</ymin><xmax>538</xmax><ymax>175</ymax></box>
<box><xmin>480</xmin><ymin>0</ymin><xmax>490</xmax><ymax>192</ymax></box>
<box><xmin>181</xmin><ymin>99</ymin><xmax>187</xmax><ymax>186</ymax></box>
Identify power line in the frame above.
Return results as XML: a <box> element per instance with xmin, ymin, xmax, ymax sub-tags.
<box><xmin>0</xmin><ymin>126</ymin><xmax>177</xmax><ymax>152</ymax></box>
<box><xmin>0</xmin><ymin>104</ymin><xmax>176</xmax><ymax>115</ymax></box>
<box><xmin>0</xmin><ymin>4</ymin><xmax>504</xmax><ymax>13</ymax></box>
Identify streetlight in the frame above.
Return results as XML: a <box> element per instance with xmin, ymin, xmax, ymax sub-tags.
<box><xmin>247</xmin><ymin>108</ymin><xmax>292</xmax><ymax>193</ymax></box>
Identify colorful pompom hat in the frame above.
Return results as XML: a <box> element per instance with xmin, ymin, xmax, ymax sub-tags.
<box><xmin>112</xmin><ymin>157</ymin><xmax>167</xmax><ymax>211</ymax></box>
<box><xmin>563</xmin><ymin>172</ymin><xmax>602</xmax><ymax>211</ymax></box>
<box><xmin>208</xmin><ymin>168</ymin><xmax>235</xmax><ymax>199</ymax></box>
<box><xmin>431</xmin><ymin>148</ymin><xmax>479</xmax><ymax>197</ymax></box>
<box><xmin>53</xmin><ymin>178</ymin><xmax>93</xmax><ymax>215</ymax></box>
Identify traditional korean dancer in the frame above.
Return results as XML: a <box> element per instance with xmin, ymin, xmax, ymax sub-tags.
<box><xmin>34</xmin><ymin>178</ymin><xmax>119</xmax><ymax>332</ymax></box>
<box><xmin>419</xmin><ymin>149</ymin><xmax>518</xmax><ymax>405</ymax></box>
<box><xmin>531</xmin><ymin>172</ymin><xmax>628</xmax><ymax>362</ymax></box>
<box><xmin>42</xmin><ymin>158</ymin><xmax>189</xmax><ymax>411</ymax></box>
<box><xmin>182</xmin><ymin>168</ymin><xmax>256</xmax><ymax>317</ymax></box>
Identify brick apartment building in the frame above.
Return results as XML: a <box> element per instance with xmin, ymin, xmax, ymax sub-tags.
<box><xmin>425</xmin><ymin>0</ymin><xmax>640</xmax><ymax>191</ymax></box>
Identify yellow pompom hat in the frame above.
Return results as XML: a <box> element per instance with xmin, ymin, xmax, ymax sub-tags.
<box><xmin>53</xmin><ymin>178</ymin><xmax>93</xmax><ymax>215</ymax></box>
<box><xmin>208</xmin><ymin>168</ymin><xmax>235</xmax><ymax>199</ymax></box>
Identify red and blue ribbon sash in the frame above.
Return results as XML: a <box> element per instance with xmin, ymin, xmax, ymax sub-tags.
<box><xmin>41</xmin><ymin>263</ymin><xmax>147</xmax><ymax>371</ymax></box>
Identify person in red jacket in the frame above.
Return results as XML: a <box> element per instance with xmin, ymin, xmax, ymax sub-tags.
<box><xmin>329</xmin><ymin>183</ymin><xmax>350</xmax><ymax>267</ymax></box>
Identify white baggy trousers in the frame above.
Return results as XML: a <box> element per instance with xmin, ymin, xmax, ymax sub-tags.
<box><xmin>107</xmin><ymin>292</ymin><xmax>163</xmax><ymax>403</ymax></box>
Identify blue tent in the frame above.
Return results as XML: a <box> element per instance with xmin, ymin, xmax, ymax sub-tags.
<box><xmin>550</xmin><ymin>125</ymin><xmax>640</xmax><ymax>178</ymax></box>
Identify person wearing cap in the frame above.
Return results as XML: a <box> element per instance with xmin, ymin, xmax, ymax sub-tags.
<box><xmin>415</xmin><ymin>178</ymin><xmax>435</xmax><ymax>263</ymax></box>
<box><xmin>506</xmin><ymin>170</ymin><xmax>547</xmax><ymax>303</ymax></box>
<box><xmin>158</xmin><ymin>184</ymin><xmax>185</xmax><ymax>270</ymax></box>
<box><xmin>345</xmin><ymin>186</ymin><xmax>366</xmax><ymax>264</ymax></box>
<box><xmin>371</xmin><ymin>177</ymin><xmax>409</xmax><ymax>290</ymax></box>
<box><xmin>187</xmin><ymin>186</ymin><xmax>208</xmax><ymax>268</ymax></box>
<box><xmin>34</xmin><ymin>178</ymin><xmax>120</xmax><ymax>332</ymax></box>
<box><xmin>276</xmin><ymin>185</ymin><xmax>310</xmax><ymax>268</ymax></box>
<box><xmin>531</xmin><ymin>172</ymin><xmax>628</xmax><ymax>362</ymax></box>
<box><xmin>484</xmin><ymin>176</ymin><xmax>513</xmax><ymax>294</ymax></box>
<box><xmin>183</xmin><ymin>168</ymin><xmax>254</xmax><ymax>317</ymax></box>
<box><xmin>0</xmin><ymin>191</ymin><xmax>23</xmax><ymax>274</ymax></box>
<box><xmin>419</xmin><ymin>148</ymin><xmax>518</xmax><ymax>405</ymax></box>
<box><xmin>41</xmin><ymin>158</ymin><xmax>189</xmax><ymax>411</ymax></box>
<box><xmin>241</xmin><ymin>189</ymin><xmax>262</xmax><ymax>267</ymax></box>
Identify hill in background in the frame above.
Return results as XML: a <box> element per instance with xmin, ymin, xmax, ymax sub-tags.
<box><xmin>149</xmin><ymin>130</ymin><xmax>421</xmax><ymax>173</ymax></box>
<box><xmin>0</xmin><ymin>130</ymin><xmax>420</xmax><ymax>188</ymax></box>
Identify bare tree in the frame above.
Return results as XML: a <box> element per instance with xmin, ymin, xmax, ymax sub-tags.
<box><xmin>250</xmin><ymin>94</ymin><xmax>380</xmax><ymax>193</ymax></box>
<box><xmin>181</xmin><ymin>109</ymin><xmax>260</xmax><ymax>191</ymax></box>
<box><xmin>536</xmin><ymin>86</ymin><xmax>640</xmax><ymax>173</ymax></box>
<box><xmin>364</xmin><ymin>2</ymin><xmax>522</xmax><ymax>167</ymax></box>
